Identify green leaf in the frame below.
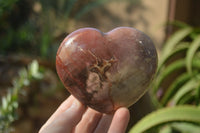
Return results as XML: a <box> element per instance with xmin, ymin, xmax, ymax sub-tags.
<box><xmin>168</xmin><ymin>21</ymin><xmax>190</xmax><ymax>29</ymax></box>
<box><xmin>29</xmin><ymin>60</ymin><xmax>43</xmax><ymax>79</ymax></box>
<box><xmin>158</xmin><ymin>42</ymin><xmax>189</xmax><ymax>72</ymax></box>
<box><xmin>186</xmin><ymin>35</ymin><xmax>200</xmax><ymax>74</ymax></box>
<box><xmin>178</xmin><ymin>91</ymin><xmax>195</xmax><ymax>105</ymax></box>
<box><xmin>161</xmin><ymin>27</ymin><xmax>193</xmax><ymax>62</ymax></box>
<box><xmin>12</xmin><ymin>102</ymin><xmax>18</xmax><ymax>109</ymax></box>
<box><xmin>2</xmin><ymin>97</ymin><xmax>7</xmax><ymax>110</ymax></box>
<box><xmin>29</xmin><ymin>60</ymin><xmax>39</xmax><ymax>75</ymax></box>
<box><xmin>161</xmin><ymin>73</ymin><xmax>192</xmax><ymax>106</ymax></box>
<box><xmin>170</xmin><ymin>76</ymin><xmax>200</xmax><ymax>105</ymax></box>
<box><xmin>171</xmin><ymin>122</ymin><xmax>200</xmax><ymax>133</ymax></box>
<box><xmin>129</xmin><ymin>106</ymin><xmax>200</xmax><ymax>133</ymax></box>
<box><xmin>153</xmin><ymin>59</ymin><xmax>185</xmax><ymax>93</ymax></box>
<box><xmin>153</xmin><ymin>58</ymin><xmax>200</xmax><ymax>100</ymax></box>
<box><xmin>195</xmin><ymin>85</ymin><xmax>200</xmax><ymax>105</ymax></box>
<box><xmin>0</xmin><ymin>59</ymin><xmax>44</xmax><ymax>132</ymax></box>
<box><xmin>192</xmin><ymin>58</ymin><xmax>200</xmax><ymax>70</ymax></box>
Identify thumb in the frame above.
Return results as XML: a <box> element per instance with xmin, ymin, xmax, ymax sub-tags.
<box><xmin>40</xmin><ymin>99</ymin><xmax>86</xmax><ymax>133</ymax></box>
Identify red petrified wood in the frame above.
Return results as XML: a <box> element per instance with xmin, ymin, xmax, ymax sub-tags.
<box><xmin>56</xmin><ymin>27</ymin><xmax>157</xmax><ymax>114</ymax></box>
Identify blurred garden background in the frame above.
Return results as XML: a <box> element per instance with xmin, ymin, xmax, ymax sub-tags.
<box><xmin>1</xmin><ymin>0</ymin><xmax>200</xmax><ymax>133</ymax></box>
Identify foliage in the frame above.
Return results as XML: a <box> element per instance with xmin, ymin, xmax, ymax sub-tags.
<box><xmin>0</xmin><ymin>0</ymin><xmax>18</xmax><ymax>18</ymax></box>
<box><xmin>152</xmin><ymin>24</ymin><xmax>200</xmax><ymax>107</ymax></box>
<box><xmin>0</xmin><ymin>0</ymin><xmax>139</xmax><ymax>58</ymax></box>
<box><xmin>129</xmin><ymin>106</ymin><xmax>200</xmax><ymax>133</ymax></box>
<box><xmin>129</xmin><ymin>23</ymin><xmax>200</xmax><ymax>133</ymax></box>
<box><xmin>0</xmin><ymin>60</ymin><xmax>43</xmax><ymax>133</ymax></box>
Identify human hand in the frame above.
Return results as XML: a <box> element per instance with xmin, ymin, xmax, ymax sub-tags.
<box><xmin>39</xmin><ymin>95</ymin><xmax>130</xmax><ymax>133</ymax></box>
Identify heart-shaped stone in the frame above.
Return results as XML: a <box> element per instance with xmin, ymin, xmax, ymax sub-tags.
<box><xmin>56</xmin><ymin>27</ymin><xmax>157</xmax><ymax>113</ymax></box>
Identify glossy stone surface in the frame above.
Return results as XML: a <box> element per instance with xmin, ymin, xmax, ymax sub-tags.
<box><xmin>56</xmin><ymin>27</ymin><xmax>157</xmax><ymax>113</ymax></box>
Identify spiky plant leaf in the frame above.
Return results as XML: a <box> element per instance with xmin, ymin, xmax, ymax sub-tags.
<box><xmin>170</xmin><ymin>76</ymin><xmax>200</xmax><ymax>105</ymax></box>
<box><xmin>129</xmin><ymin>106</ymin><xmax>200</xmax><ymax>133</ymax></box>
<box><xmin>158</xmin><ymin>42</ymin><xmax>189</xmax><ymax>71</ymax></box>
<box><xmin>160</xmin><ymin>27</ymin><xmax>193</xmax><ymax>66</ymax></box>
<box><xmin>186</xmin><ymin>35</ymin><xmax>200</xmax><ymax>74</ymax></box>
<box><xmin>153</xmin><ymin>59</ymin><xmax>185</xmax><ymax>93</ymax></box>
<box><xmin>160</xmin><ymin>73</ymin><xmax>192</xmax><ymax>105</ymax></box>
<box><xmin>171</xmin><ymin>122</ymin><xmax>200</xmax><ymax>133</ymax></box>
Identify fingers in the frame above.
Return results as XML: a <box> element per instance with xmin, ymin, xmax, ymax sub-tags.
<box><xmin>43</xmin><ymin>95</ymin><xmax>75</xmax><ymax>127</ymax></box>
<box><xmin>93</xmin><ymin>113</ymin><xmax>114</xmax><ymax>133</ymax></box>
<box><xmin>39</xmin><ymin>96</ymin><xmax>86</xmax><ymax>133</ymax></box>
<box><xmin>74</xmin><ymin>107</ymin><xmax>130</xmax><ymax>133</ymax></box>
<box><xmin>39</xmin><ymin>95</ymin><xmax>130</xmax><ymax>133</ymax></box>
<box><xmin>108</xmin><ymin>107</ymin><xmax>130</xmax><ymax>133</ymax></box>
<box><xmin>73</xmin><ymin>108</ymin><xmax>102</xmax><ymax>133</ymax></box>
<box><xmin>54</xmin><ymin>98</ymin><xmax>86</xmax><ymax>132</ymax></box>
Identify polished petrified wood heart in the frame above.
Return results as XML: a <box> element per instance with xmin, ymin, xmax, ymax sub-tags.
<box><xmin>56</xmin><ymin>27</ymin><xmax>157</xmax><ymax>113</ymax></box>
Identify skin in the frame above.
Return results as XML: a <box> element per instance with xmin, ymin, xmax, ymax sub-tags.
<box><xmin>39</xmin><ymin>95</ymin><xmax>130</xmax><ymax>133</ymax></box>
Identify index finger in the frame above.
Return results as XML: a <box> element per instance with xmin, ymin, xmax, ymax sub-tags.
<box><xmin>40</xmin><ymin>95</ymin><xmax>77</xmax><ymax>128</ymax></box>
